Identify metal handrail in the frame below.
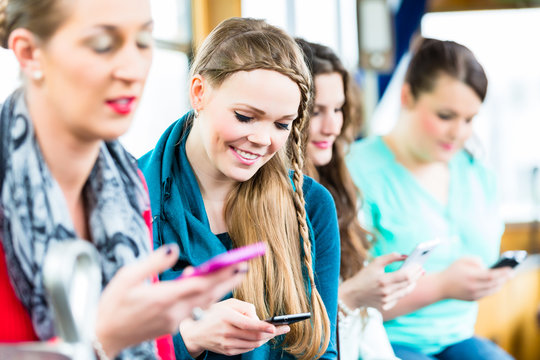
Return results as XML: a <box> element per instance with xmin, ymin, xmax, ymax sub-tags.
<box><xmin>0</xmin><ymin>239</ymin><xmax>102</xmax><ymax>359</ymax></box>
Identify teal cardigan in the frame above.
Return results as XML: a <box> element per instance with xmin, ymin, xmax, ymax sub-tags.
<box><xmin>139</xmin><ymin>112</ymin><xmax>340</xmax><ymax>359</ymax></box>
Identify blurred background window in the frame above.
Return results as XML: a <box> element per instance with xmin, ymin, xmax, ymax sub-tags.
<box><xmin>1</xmin><ymin>0</ymin><xmax>539</xmax><ymax>224</ymax></box>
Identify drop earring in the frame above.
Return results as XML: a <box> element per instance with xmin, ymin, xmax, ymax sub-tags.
<box><xmin>32</xmin><ymin>70</ymin><xmax>43</xmax><ymax>81</ymax></box>
<box><xmin>194</xmin><ymin>109</ymin><xmax>199</xmax><ymax>118</ymax></box>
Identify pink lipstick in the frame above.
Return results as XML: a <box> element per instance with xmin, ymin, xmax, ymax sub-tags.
<box><xmin>312</xmin><ymin>141</ymin><xmax>332</xmax><ymax>149</ymax></box>
<box><xmin>106</xmin><ymin>97</ymin><xmax>136</xmax><ymax>115</ymax></box>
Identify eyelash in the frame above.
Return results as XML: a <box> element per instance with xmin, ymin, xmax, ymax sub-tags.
<box><xmin>438</xmin><ymin>113</ymin><xmax>454</xmax><ymax>120</ymax></box>
<box><xmin>312</xmin><ymin>107</ymin><xmax>343</xmax><ymax>116</ymax></box>
<box><xmin>234</xmin><ymin>111</ymin><xmax>253</xmax><ymax>122</ymax></box>
<box><xmin>234</xmin><ymin>111</ymin><xmax>290</xmax><ymax>131</ymax></box>
<box><xmin>91</xmin><ymin>35</ymin><xmax>152</xmax><ymax>54</ymax></box>
<box><xmin>275</xmin><ymin>123</ymin><xmax>290</xmax><ymax>131</ymax></box>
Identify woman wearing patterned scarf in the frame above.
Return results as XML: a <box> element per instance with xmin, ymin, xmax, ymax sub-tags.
<box><xmin>0</xmin><ymin>0</ymin><xmax>247</xmax><ymax>359</ymax></box>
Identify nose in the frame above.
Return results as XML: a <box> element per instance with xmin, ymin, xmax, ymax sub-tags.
<box><xmin>448</xmin><ymin>118</ymin><xmax>470</xmax><ymax>140</ymax></box>
<box><xmin>246</xmin><ymin>125</ymin><xmax>272</xmax><ymax>147</ymax></box>
<box><xmin>112</xmin><ymin>44</ymin><xmax>152</xmax><ymax>83</ymax></box>
<box><xmin>320</xmin><ymin>110</ymin><xmax>342</xmax><ymax>136</ymax></box>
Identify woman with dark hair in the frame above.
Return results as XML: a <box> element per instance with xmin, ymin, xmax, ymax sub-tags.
<box><xmin>347</xmin><ymin>37</ymin><xmax>514</xmax><ymax>359</ymax></box>
<box><xmin>297</xmin><ymin>38</ymin><xmax>423</xmax><ymax>360</ymax></box>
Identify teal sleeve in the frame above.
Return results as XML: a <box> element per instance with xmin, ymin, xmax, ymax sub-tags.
<box><xmin>173</xmin><ymin>332</ymin><xmax>208</xmax><ymax>360</ymax></box>
<box><xmin>304</xmin><ymin>178</ymin><xmax>340</xmax><ymax>359</ymax></box>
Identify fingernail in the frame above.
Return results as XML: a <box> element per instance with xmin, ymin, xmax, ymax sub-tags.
<box><xmin>165</xmin><ymin>244</ymin><xmax>178</xmax><ymax>255</ymax></box>
<box><xmin>234</xmin><ymin>267</ymin><xmax>249</xmax><ymax>275</ymax></box>
<box><xmin>283</xmin><ymin>326</ymin><xmax>290</xmax><ymax>333</ymax></box>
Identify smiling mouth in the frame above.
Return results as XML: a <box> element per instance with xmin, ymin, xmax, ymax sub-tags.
<box><xmin>312</xmin><ymin>141</ymin><xmax>332</xmax><ymax>149</ymax></box>
<box><xmin>440</xmin><ymin>143</ymin><xmax>455</xmax><ymax>151</ymax></box>
<box><xmin>230</xmin><ymin>146</ymin><xmax>262</xmax><ymax>164</ymax></box>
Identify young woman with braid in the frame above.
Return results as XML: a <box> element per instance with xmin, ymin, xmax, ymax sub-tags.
<box><xmin>296</xmin><ymin>39</ymin><xmax>423</xmax><ymax>360</ymax></box>
<box><xmin>139</xmin><ymin>18</ymin><xmax>339</xmax><ymax>360</ymax></box>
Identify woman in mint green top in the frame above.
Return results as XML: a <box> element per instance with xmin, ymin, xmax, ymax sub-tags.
<box><xmin>347</xmin><ymin>38</ymin><xmax>514</xmax><ymax>359</ymax></box>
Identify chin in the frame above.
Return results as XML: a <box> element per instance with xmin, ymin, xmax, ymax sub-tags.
<box><xmin>99</xmin><ymin>123</ymin><xmax>132</xmax><ymax>141</ymax></box>
<box><xmin>225</xmin><ymin>167</ymin><xmax>260</xmax><ymax>183</ymax></box>
<box><xmin>311</xmin><ymin>153</ymin><xmax>332</xmax><ymax>167</ymax></box>
<box><xmin>434</xmin><ymin>153</ymin><xmax>454</xmax><ymax>163</ymax></box>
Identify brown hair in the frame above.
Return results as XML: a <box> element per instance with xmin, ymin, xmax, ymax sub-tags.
<box><xmin>191</xmin><ymin>18</ymin><xmax>329</xmax><ymax>359</ymax></box>
<box><xmin>296</xmin><ymin>38</ymin><xmax>370</xmax><ymax>280</ymax></box>
<box><xmin>0</xmin><ymin>0</ymin><xmax>69</xmax><ymax>49</ymax></box>
<box><xmin>406</xmin><ymin>37</ymin><xmax>488</xmax><ymax>101</ymax></box>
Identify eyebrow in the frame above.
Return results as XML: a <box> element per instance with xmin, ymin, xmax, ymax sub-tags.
<box><xmin>235</xmin><ymin>103</ymin><xmax>297</xmax><ymax>120</ymax></box>
<box><xmin>314</xmin><ymin>100</ymin><xmax>345</xmax><ymax>108</ymax></box>
<box><xmin>439</xmin><ymin>108</ymin><xmax>478</xmax><ymax>118</ymax></box>
<box><xmin>92</xmin><ymin>20</ymin><xmax>154</xmax><ymax>32</ymax></box>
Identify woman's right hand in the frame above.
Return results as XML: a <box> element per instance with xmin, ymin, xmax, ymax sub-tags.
<box><xmin>438</xmin><ymin>257</ymin><xmax>513</xmax><ymax>301</ymax></box>
<box><xmin>179</xmin><ymin>298</ymin><xmax>291</xmax><ymax>357</ymax></box>
<box><xmin>95</xmin><ymin>244</ymin><xmax>248</xmax><ymax>358</ymax></box>
<box><xmin>339</xmin><ymin>252</ymin><xmax>423</xmax><ymax>311</ymax></box>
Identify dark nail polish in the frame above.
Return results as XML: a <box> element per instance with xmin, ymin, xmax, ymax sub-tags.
<box><xmin>233</xmin><ymin>267</ymin><xmax>249</xmax><ymax>274</ymax></box>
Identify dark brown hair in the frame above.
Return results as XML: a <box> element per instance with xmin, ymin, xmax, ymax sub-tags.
<box><xmin>296</xmin><ymin>38</ymin><xmax>371</xmax><ymax>280</ymax></box>
<box><xmin>1</xmin><ymin>0</ymin><xmax>69</xmax><ymax>49</ymax></box>
<box><xmin>406</xmin><ymin>37</ymin><xmax>488</xmax><ymax>101</ymax></box>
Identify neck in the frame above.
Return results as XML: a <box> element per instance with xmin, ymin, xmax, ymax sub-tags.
<box><xmin>26</xmin><ymin>89</ymin><xmax>101</xmax><ymax>203</ymax></box>
<box><xmin>385</xmin><ymin>114</ymin><xmax>436</xmax><ymax>172</ymax></box>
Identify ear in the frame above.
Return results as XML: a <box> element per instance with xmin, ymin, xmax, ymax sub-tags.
<box><xmin>400</xmin><ymin>82</ymin><xmax>415</xmax><ymax>109</ymax></box>
<box><xmin>189</xmin><ymin>74</ymin><xmax>207</xmax><ymax>112</ymax></box>
<box><xmin>8</xmin><ymin>28</ymin><xmax>44</xmax><ymax>82</ymax></box>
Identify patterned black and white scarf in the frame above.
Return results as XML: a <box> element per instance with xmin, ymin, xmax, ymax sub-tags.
<box><xmin>0</xmin><ymin>89</ymin><xmax>156</xmax><ymax>359</ymax></box>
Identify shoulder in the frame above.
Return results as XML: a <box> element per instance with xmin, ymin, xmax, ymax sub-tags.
<box><xmin>452</xmin><ymin>150</ymin><xmax>498</xmax><ymax>196</ymax></box>
<box><xmin>346</xmin><ymin>136</ymin><xmax>398</xmax><ymax>197</ymax></box>
<box><xmin>301</xmin><ymin>175</ymin><xmax>339</xmax><ymax>246</ymax></box>
<box><xmin>347</xmin><ymin>136</ymin><xmax>393</xmax><ymax>178</ymax></box>
<box><xmin>137</xmin><ymin>112</ymin><xmax>193</xmax><ymax>177</ymax></box>
<box><xmin>302</xmin><ymin>175</ymin><xmax>336</xmax><ymax>213</ymax></box>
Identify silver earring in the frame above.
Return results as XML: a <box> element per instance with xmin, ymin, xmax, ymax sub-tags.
<box><xmin>194</xmin><ymin>109</ymin><xmax>199</xmax><ymax>118</ymax></box>
<box><xmin>32</xmin><ymin>70</ymin><xmax>43</xmax><ymax>81</ymax></box>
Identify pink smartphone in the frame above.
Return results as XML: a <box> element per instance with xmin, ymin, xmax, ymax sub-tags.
<box><xmin>178</xmin><ymin>242</ymin><xmax>266</xmax><ymax>279</ymax></box>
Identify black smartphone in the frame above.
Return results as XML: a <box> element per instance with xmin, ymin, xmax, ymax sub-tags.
<box><xmin>490</xmin><ymin>250</ymin><xmax>527</xmax><ymax>269</ymax></box>
<box><xmin>264</xmin><ymin>312</ymin><xmax>311</xmax><ymax>325</ymax></box>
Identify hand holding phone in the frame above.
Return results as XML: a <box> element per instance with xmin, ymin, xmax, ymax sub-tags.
<box><xmin>400</xmin><ymin>238</ymin><xmax>441</xmax><ymax>269</ymax></box>
<box><xmin>264</xmin><ymin>312</ymin><xmax>311</xmax><ymax>325</ymax></box>
<box><xmin>178</xmin><ymin>242</ymin><xmax>266</xmax><ymax>279</ymax></box>
<box><xmin>490</xmin><ymin>250</ymin><xmax>527</xmax><ymax>269</ymax></box>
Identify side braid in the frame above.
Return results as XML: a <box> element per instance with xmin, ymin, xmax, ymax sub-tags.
<box><xmin>288</xmin><ymin>83</ymin><xmax>331</xmax><ymax>359</ymax></box>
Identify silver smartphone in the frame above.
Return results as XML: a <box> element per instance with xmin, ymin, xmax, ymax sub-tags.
<box><xmin>400</xmin><ymin>238</ymin><xmax>441</xmax><ymax>269</ymax></box>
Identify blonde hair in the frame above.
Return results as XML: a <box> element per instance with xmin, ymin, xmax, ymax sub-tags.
<box><xmin>191</xmin><ymin>18</ymin><xmax>330</xmax><ymax>359</ymax></box>
<box><xmin>0</xmin><ymin>0</ymin><xmax>69</xmax><ymax>49</ymax></box>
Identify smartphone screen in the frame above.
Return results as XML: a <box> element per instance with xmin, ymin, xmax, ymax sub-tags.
<box><xmin>400</xmin><ymin>238</ymin><xmax>441</xmax><ymax>269</ymax></box>
<box><xmin>178</xmin><ymin>242</ymin><xmax>266</xmax><ymax>279</ymax></box>
<box><xmin>490</xmin><ymin>250</ymin><xmax>527</xmax><ymax>269</ymax></box>
<box><xmin>265</xmin><ymin>312</ymin><xmax>311</xmax><ymax>325</ymax></box>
